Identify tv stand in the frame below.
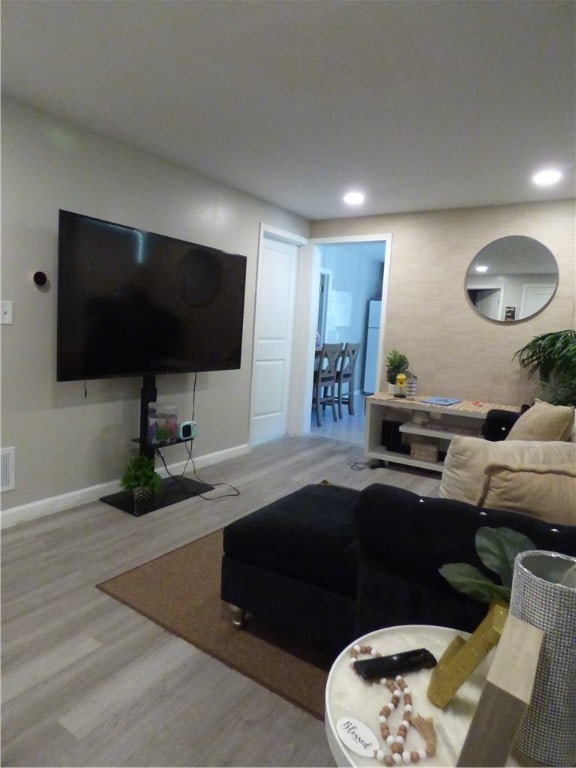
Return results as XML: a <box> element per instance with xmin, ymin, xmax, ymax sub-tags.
<box><xmin>139</xmin><ymin>374</ymin><xmax>158</xmax><ymax>458</ymax></box>
<box><xmin>101</xmin><ymin>474</ymin><xmax>213</xmax><ymax>516</ymax></box>
<box><xmin>100</xmin><ymin>374</ymin><xmax>213</xmax><ymax>516</ymax></box>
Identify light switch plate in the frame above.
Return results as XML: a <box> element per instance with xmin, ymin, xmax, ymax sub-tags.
<box><xmin>1</xmin><ymin>301</ymin><xmax>13</xmax><ymax>325</ymax></box>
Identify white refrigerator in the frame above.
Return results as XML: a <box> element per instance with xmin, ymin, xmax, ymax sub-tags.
<box><xmin>363</xmin><ymin>299</ymin><xmax>381</xmax><ymax>394</ymax></box>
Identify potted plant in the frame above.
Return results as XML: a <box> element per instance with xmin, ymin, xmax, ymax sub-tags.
<box><xmin>439</xmin><ymin>526</ymin><xmax>534</xmax><ymax>606</ymax></box>
<box><xmin>428</xmin><ymin>527</ymin><xmax>535</xmax><ymax>707</ymax></box>
<box><xmin>121</xmin><ymin>454</ymin><xmax>162</xmax><ymax>513</ymax></box>
<box><xmin>385</xmin><ymin>349</ymin><xmax>410</xmax><ymax>393</ymax></box>
<box><xmin>513</xmin><ymin>329</ymin><xmax>576</xmax><ymax>405</ymax></box>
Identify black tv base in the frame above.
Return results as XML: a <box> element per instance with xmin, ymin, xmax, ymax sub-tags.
<box><xmin>100</xmin><ymin>476</ymin><xmax>214</xmax><ymax>517</ymax></box>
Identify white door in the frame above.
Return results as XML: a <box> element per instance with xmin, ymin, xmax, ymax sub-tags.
<box><xmin>250</xmin><ymin>234</ymin><xmax>299</xmax><ymax>444</ymax></box>
<box><xmin>521</xmin><ymin>284</ymin><xmax>556</xmax><ymax>318</ymax></box>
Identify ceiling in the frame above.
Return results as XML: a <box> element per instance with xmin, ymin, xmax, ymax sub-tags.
<box><xmin>2</xmin><ymin>0</ymin><xmax>575</xmax><ymax>221</ymax></box>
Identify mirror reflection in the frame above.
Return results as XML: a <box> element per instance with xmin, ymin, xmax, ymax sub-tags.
<box><xmin>466</xmin><ymin>235</ymin><xmax>558</xmax><ymax>323</ymax></box>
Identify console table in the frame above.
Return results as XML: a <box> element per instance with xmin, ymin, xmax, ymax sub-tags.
<box><xmin>365</xmin><ymin>393</ymin><xmax>520</xmax><ymax>473</ymax></box>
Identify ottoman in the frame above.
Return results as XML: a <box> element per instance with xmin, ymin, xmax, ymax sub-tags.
<box><xmin>221</xmin><ymin>483</ymin><xmax>361</xmax><ymax>655</ymax></box>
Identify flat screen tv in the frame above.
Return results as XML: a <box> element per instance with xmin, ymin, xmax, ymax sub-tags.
<box><xmin>57</xmin><ymin>210</ymin><xmax>247</xmax><ymax>382</ymax></box>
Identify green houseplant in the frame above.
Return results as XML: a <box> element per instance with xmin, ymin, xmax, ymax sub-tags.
<box><xmin>428</xmin><ymin>527</ymin><xmax>535</xmax><ymax>707</ymax></box>
<box><xmin>385</xmin><ymin>349</ymin><xmax>410</xmax><ymax>385</ymax></box>
<box><xmin>121</xmin><ymin>454</ymin><xmax>162</xmax><ymax>507</ymax></box>
<box><xmin>513</xmin><ymin>329</ymin><xmax>576</xmax><ymax>406</ymax></box>
<box><xmin>439</xmin><ymin>526</ymin><xmax>535</xmax><ymax>605</ymax></box>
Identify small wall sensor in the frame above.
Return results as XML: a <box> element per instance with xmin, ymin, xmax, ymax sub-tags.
<box><xmin>33</xmin><ymin>271</ymin><xmax>49</xmax><ymax>289</ymax></box>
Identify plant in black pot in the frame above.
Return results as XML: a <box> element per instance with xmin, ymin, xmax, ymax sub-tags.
<box><xmin>121</xmin><ymin>454</ymin><xmax>162</xmax><ymax>514</ymax></box>
<box><xmin>513</xmin><ymin>329</ymin><xmax>576</xmax><ymax>406</ymax></box>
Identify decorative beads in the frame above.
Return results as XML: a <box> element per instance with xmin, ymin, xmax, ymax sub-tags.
<box><xmin>349</xmin><ymin>645</ymin><xmax>437</xmax><ymax>764</ymax></box>
<box><xmin>351</xmin><ymin>643</ymin><xmax>382</xmax><ymax>658</ymax></box>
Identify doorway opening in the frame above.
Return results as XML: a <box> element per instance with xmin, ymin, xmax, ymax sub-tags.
<box><xmin>467</xmin><ymin>287</ymin><xmax>502</xmax><ymax>321</ymax></box>
<box><xmin>250</xmin><ymin>227</ymin><xmax>392</xmax><ymax>449</ymax></box>
<box><xmin>309</xmin><ymin>235</ymin><xmax>391</xmax><ymax>445</ymax></box>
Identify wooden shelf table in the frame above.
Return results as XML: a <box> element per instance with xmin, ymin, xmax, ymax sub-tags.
<box><xmin>365</xmin><ymin>393</ymin><xmax>520</xmax><ymax>473</ymax></box>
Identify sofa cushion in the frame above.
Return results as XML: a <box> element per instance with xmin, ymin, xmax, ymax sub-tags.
<box><xmin>479</xmin><ymin>463</ymin><xmax>576</xmax><ymax>525</ymax></box>
<box><xmin>439</xmin><ymin>436</ymin><xmax>576</xmax><ymax>506</ymax></box>
<box><xmin>223</xmin><ymin>483</ymin><xmax>360</xmax><ymax>596</ymax></box>
<box><xmin>506</xmin><ymin>398</ymin><xmax>575</xmax><ymax>441</ymax></box>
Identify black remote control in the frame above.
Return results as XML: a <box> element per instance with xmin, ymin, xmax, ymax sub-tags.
<box><xmin>353</xmin><ymin>648</ymin><xmax>437</xmax><ymax>681</ymax></box>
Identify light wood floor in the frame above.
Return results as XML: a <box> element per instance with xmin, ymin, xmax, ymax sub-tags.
<box><xmin>1</xmin><ymin>435</ymin><xmax>440</xmax><ymax>767</ymax></box>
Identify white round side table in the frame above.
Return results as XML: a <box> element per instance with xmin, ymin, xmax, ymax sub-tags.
<box><xmin>325</xmin><ymin>624</ymin><xmax>501</xmax><ymax>768</ymax></box>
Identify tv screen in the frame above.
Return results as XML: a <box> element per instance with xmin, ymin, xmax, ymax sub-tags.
<box><xmin>57</xmin><ymin>210</ymin><xmax>247</xmax><ymax>381</ymax></box>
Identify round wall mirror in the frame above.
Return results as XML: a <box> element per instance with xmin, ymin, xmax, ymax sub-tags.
<box><xmin>465</xmin><ymin>235</ymin><xmax>559</xmax><ymax>323</ymax></box>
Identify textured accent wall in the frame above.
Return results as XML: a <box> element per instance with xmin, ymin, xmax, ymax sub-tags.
<box><xmin>312</xmin><ymin>200</ymin><xmax>575</xmax><ymax>406</ymax></box>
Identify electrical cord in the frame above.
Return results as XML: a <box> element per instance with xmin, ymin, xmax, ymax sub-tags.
<box><xmin>155</xmin><ymin>449</ymin><xmax>196</xmax><ymax>496</ymax></box>
<box><xmin>156</xmin><ymin>374</ymin><xmax>240</xmax><ymax>500</ymax></box>
<box><xmin>182</xmin><ymin>440</ymin><xmax>240</xmax><ymax>499</ymax></box>
<box><xmin>348</xmin><ymin>460</ymin><xmax>369</xmax><ymax>471</ymax></box>
<box><xmin>191</xmin><ymin>372</ymin><xmax>197</xmax><ymax>421</ymax></box>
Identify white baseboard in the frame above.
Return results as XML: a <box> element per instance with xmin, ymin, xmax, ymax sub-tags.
<box><xmin>0</xmin><ymin>443</ymin><xmax>251</xmax><ymax>529</ymax></box>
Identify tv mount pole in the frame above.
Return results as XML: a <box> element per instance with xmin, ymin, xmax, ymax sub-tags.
<box><xmin>139</xmin><ymin>374</ymin><xmax>157</xmax><ymax>458</ymax></box>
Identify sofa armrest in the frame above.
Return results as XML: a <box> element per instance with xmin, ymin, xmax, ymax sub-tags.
<box><xmin>353</xmin><ymin>483</ymin><xmax>576</xmax><ymax>636</ymax></box>
<box><xmin>482</xmin><ymin>409</ymin><xmax>521</xmax><ymax>441</ymax></box>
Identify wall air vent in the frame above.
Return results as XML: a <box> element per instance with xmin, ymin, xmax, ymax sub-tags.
<box><xmin>1</xmin><ymin>447</ymin><xmax>15</xmax><ymax>492</ymax></box>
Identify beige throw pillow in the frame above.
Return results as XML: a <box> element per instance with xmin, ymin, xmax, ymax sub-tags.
<box><xmin>506</xmin><ymin>399</ymin><xmax>575</xmax><ymax>442</ymax></box>
<box><xmin>479</xmin><ymin>463</ymin><xmax>576</xmax><ymax>526</ymax></box>
<box><xmin>439</xmin><ymin>436</ymin><xmax>576</xmax><ymax>506</ymax></box>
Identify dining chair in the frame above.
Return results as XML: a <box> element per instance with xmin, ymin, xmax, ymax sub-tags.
<box><xmin>312</xmin><ymin>343</ymin><xmax>342</xmax><ymax>427</ymax></box>
<box><xmin>336</xmin><ymin>342</ymin><xmax>362</xmax><ymax>418</ymax></box>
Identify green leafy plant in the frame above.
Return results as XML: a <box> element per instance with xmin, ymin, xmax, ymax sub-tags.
<box><xmin>439</xmin><ymin>527</ymin><xmax>535</xmax><ymax>605</ymax></box>
<box><xmin>513</xmin><ymin>329</ymin><xmax>576</xmax><ymax>406</ymax></box>
<box><xmin>385</xmin><ymin>349</ymin><xmax>410</xmax><ymax>384</ymax></box>
<box><xmin>121</xmin><ymin>454</ymin><xmax>162</xmax><ymax>495</ymax></box>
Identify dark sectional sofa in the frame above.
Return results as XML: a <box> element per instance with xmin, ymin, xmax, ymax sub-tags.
<box><xmin>221</xmin><ymin>481</ymin><xmax>576</xmax><ymax>656</ymax></box>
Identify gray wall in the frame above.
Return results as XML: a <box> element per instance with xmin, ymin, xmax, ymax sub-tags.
<box><xmin>1</xmin><ymin>98</ymin><xmax>308</xmax><ymax>518</ymax></box>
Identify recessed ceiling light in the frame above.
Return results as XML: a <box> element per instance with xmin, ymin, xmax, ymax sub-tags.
<box><xmin>475</xmin><ymin>265</ymin><xmax>488</xmax><ymax>273</ymax></box>
<box><xmin>343</xmin><ymin>190</ymin><xmax>365</xmax><ymax>206</ymax></box>
<box><xmin>532</xmin><ymin>168</ymin><xmax>563</xmax><ymax>187</ymax></box>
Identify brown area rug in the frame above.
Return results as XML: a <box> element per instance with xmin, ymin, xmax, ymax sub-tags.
<box><xmin>97</xmin><ymin>530</ymin><xmax>330</xmax><ymax>719</ymax></box>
